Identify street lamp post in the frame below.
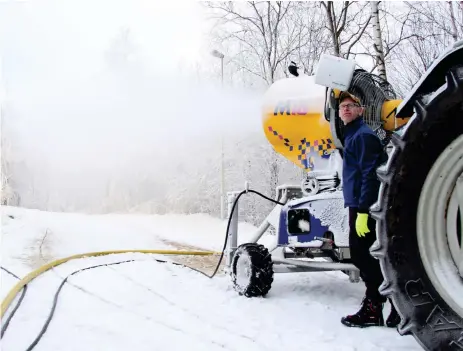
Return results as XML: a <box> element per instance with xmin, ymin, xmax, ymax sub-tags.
<box><xmin>211</xmin><ymin>49</ymin><xmax>225</xmax><ymax>220</ymax></box>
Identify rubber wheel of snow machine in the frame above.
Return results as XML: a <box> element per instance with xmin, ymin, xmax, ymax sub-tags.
<box><xmin>231</xmin><ymin>243</ymin><xmax>274</xmax><ymax>297</ymax></box>
<box><xmin>371</xmin><ymin>67</ymin><xmax>463</xmax><ymax>351</ymax></box>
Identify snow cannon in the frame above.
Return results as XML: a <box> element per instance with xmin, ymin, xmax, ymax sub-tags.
<box><xmin>262</xmin><ymin>75</ymin><xmax>334</xmax><ymax>172</ymax></box>
<box><xmin>262</xmin><ymin>55</ymin><xmax>413</xmax><ymax>174</ymax></box>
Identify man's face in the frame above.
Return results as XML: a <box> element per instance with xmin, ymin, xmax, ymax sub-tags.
<box><xmin>339</xmin><ymin>98</ymin><xmax>363</xmax><ymax>125</ymax></box>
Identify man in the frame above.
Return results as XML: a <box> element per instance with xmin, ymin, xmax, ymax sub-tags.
<box><xmin>337</xmin><ymin>92</ymin><xmax>400</xmax><ymax>328</ymax></box>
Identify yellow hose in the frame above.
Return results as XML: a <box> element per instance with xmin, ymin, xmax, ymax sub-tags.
<box><xmin>1</xmin><ymin>249</ymin><xmax>220</xmax><ymax>318</ymax></box>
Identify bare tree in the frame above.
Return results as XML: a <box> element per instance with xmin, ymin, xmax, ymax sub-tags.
<box><xmin>290</xmin><ymin>2</ymin><xmax>331</xmax><ymax>75</ymax></box>
<box><xmin>387</xmin><ymin>1</ymin><xmax>461</xmax><ymax>96</ymax></box>
<box><xmin>405</xmin><ymin>1</ymin><xmax>463</xmax><ymax>42</ymax></box>
<box><xmin>371</xmin><ymin>1</ymin><xmax>387</xmax><ymax>80</ymax></box>
<box><xmin>363</xmin><ymin>2</ymin><xmax>416</xmax><ymax>83</ymax></box>
<box><xmin>0</xmin><ymin>103</ymin><xmax>21</xmax><ymax>206</ymax></box>
<box><xmin>320</xmin><ymin>1</ymin><xmax>372</xmax><ymax>58</ymax></box>
<box><xmin>205</xmin><ymin>1</ymin><xmax>323</xmax><ymax>85</ymax></box>
<box><xmin>320</xmin><ymin>1</ymin><xmax>415</xmax><ymax>84</ymax></box>
<box><xmin>449</xmin><ymin>1</ymin><xmax>460</xmax><ymax>41</ymax></box>
<box><xmin>104</xmin><ymin>27</ymin><xmax>139</xmax><ymax>73</ymax></box>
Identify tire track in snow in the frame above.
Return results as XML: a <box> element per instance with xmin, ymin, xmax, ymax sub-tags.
<box><xmin>158</xmin><ymin>238</ymin><xmax>226</xmax><ymax>275</ymax></box>
<box><xmin>107</xmin><ymin>263</ymin><xmax>258</xmax><ymax>347</ymax></box>
<box><xmin>46</xmin><ymin>263</ymin><xmax>230</xmax><ymax>350</ymax></box>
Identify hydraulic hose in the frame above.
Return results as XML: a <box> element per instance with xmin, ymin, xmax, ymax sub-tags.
<box><xmin>1</xmin><ymin>249</ymin><xmax>218</xmax><ymax>320</ymax></box>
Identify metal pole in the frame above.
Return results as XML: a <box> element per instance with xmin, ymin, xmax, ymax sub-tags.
<box><xmin>211</xmin><ymin>50</ymin><xmax>226</xmax><ymax>220</ymax></box>
<box><xmin>272</xmin><ymin>257</ymin><xmax>359</xmax><ymax>271</ymax></box>
<box><xmin>221</xmin><ymin>57</ymin><xmax>224</xmax><ymax>86</ymax></box>
<box><xmin>226</xmin><ymin>191</ymin><xmax>239</xmax><ymax>268</ymax></box>
<box><xmin>220</xmin><ymin>56</ymin><xmax>225</xmax><ymax>220</ymax></box>
<box><xmin>220</xmin><ymin>136</ymin><xmax>225</xmax><ymax>220</ymax></box>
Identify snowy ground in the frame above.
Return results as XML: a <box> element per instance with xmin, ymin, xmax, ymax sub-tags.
<box><xmin>1</xmin><ymin>206</ymin><xmax>422</xmax><ymax>351</ymax></box>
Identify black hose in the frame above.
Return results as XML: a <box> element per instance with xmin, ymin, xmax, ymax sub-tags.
<box><xmin>24</xmin><ymin>259</ymin><xmax>137</xmax><ymax>351</ymax></box>
<box><xmin>1</xmin><ymin>267</ymin><xmax>20</xmax><ymax>280</ymax></box>
<box><xmin>24</xmin><ymin>254</ymin><xmax>243</xmax><ymax>351</ymax></box>
<box><xmin>0</xmin><ymin>267</ymin><xmax>28</xmax><ymax>339</ymax></box>
<box><xmin>207</xmin><ymin>189</ymin><xmax>285</xmax><ymax>279</ymax></box>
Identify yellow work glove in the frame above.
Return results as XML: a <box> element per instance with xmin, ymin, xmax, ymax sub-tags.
<box><xmin>355</xmin><ymin>213</ymin><xmax>370</xmax><ymax>237</ymax></box>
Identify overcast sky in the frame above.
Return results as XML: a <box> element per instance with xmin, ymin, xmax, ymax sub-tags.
<box><xmin>0</xmin><ymin>0</ymin><xmax>208</xmax><ymax>91</ymax></box>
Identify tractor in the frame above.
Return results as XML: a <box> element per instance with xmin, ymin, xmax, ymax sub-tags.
<box><xmin>225</xmin><ymin>39</ymin><xmax>463</xmax><ymax>351</ymax></box>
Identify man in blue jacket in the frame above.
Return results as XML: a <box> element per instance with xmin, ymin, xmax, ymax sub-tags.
<box><xmin>338</xmin><ymin>92</ymin><xmax>399</xmax><ymax>328</ymax></box>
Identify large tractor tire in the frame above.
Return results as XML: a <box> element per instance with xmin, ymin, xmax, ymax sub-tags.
<box><xmin>371</xmin><ymin>67</ymin><xmax>463</xmax><ymax>351</ymax></box>
<box><xmin>231</xmin><ymin>243</ymin><xmax>274</xmax><ymax>297</ymax></box>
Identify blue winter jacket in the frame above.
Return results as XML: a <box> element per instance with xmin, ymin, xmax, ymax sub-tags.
<box><xmin>342</xmin><ymin>118</ymin><xmax>387</xmax><ymax>213</ymax></box>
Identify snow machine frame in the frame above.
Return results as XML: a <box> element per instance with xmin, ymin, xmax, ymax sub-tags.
<box><xmin>226</xmin><ymin>182</ymin><xmax>360</xmax><ymax>298</ymax></box>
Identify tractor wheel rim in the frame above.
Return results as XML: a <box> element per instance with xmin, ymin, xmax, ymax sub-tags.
<box><xmin>448</xmin><ymin>176</ymin><xmax>463</xmax><ymax>277</ymax></box>
<box><xmin>417</xmin><ymin>134</ymin><xmax>463</xmax><ymax>318</ymax></box>
<box><xmin>236</xmin><ymin>252</ymin><xmax>252</xmax><ymax>289</ymax></box>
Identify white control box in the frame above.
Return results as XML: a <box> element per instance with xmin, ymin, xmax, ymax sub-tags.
<box><xmin>314</xmin><ymin>54</ymin><xmax>356</xmax><ymax>90</ymax></box>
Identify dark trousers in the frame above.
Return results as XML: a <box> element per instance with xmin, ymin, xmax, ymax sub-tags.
<box><xmin>349</xmin><ymin>207</ymin><xmax>386</xmax><ymax>303</ymax></box>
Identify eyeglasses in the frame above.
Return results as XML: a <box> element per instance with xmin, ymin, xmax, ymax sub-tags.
<box><xmin>339</xmin><ymin>103</ymin><xmax>360</xmax><ymax>110</ymax></box>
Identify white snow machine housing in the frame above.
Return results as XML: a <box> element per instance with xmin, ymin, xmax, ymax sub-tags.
<box><xmin>226</xmin><ymin>40</ymin><xmax>463</xmax><ymax>351</ymax></box>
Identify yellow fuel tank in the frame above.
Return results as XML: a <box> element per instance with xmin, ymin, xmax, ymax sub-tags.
<box><xmin>262</xmin><ymin>75</ymin><xmax>334</xmax><ymax>171</ymax></box>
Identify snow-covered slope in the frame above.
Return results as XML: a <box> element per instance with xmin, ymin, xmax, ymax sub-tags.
<box><xmin>1</xmin><ymin>206</ymin><xmax>421</xmax><ymax>350</ymax></box>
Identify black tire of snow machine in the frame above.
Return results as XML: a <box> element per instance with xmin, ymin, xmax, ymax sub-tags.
<box><xmin>231</xmin><ymin>243</ymin><xmax>274</xmax><ymax>297</ymax></box>
<box><xmin>372</xmin><ymin>68</ymin><xmax>463</xmax><ymax>351</ymax></box>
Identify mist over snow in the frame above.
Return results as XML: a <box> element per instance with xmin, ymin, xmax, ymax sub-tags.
<box><xmin>1</xmin><ymin>0</ymin><xmax>300</xmax><ymax>221</ymax></box>
<box><xmin>3</xmin><ymin>66</ymin><xmax>263</xmax><ymax>211</ymax></box>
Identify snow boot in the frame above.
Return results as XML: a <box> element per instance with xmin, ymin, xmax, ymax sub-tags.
<box><xmin>386</xmin><ymin>299</ymin><xmax>401</xmax><ymax>328</ymax></box>
<box><xmin>341</xmin><ymin>297</ymin><xmax>384</xmax><ymax>328</ymax></box>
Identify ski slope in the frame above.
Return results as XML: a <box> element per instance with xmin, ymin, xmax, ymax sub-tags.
<box><xmin>1</xmin><ymin>206</ymin><xmax>422</xmax><ymax>351</ymax></box>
